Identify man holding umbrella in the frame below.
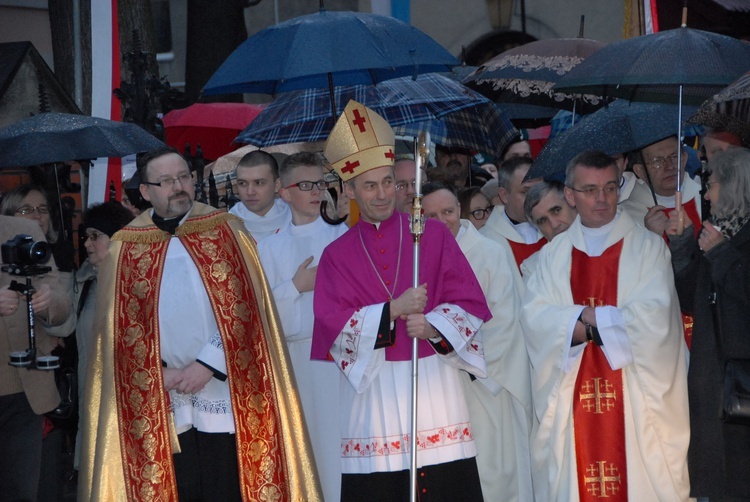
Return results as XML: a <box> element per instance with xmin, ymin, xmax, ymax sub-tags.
<box><xmin>312</xmin><ymin>101</ymin><xmax>491</xmax><ymax>501</ymax></box>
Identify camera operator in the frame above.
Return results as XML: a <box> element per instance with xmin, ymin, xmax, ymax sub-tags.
<box><xmin>0</xmin><ymin>216</ymin><xmax>72</xmax><ymax>501</ymax></box>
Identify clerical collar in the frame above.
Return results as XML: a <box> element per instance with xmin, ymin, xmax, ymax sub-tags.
<box><xmin>152</xmin><ymin>211</ymin><xmax>188</xmax><ymax>235</ymax></box>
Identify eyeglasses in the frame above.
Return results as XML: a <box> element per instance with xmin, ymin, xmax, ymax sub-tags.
<box><xmin>567</xmin><ymin>183</ymin><xmax>620</xmax><ymax>198</ymax></box>
<box><xmin>16</xmin><ymin>205</ymin><xmax>49</xmax><ymax>215</ymax></box>
<box><xmin>285</xmin><ymin>180</ymin><xmax>330</xmax><ymax>191</ymax></box>
<box><xmin>142</xmin><ymin>173</ymin><xmax>192</xmax><ymax>188</ymax></box>
<box><xmin>395</xmin><ymin>181</ymin><xmax>418</xmax><ymax>191</ymax></box>
<box><xmin>85</xmin><ymin>231</ymin><xmax>106</xmax><ymax>242</ymax></box>
<box><xmin>645</xmin><ymin>153</ymin><xmax>680</xmax><ymax>170</ymax></box>
<box><xmin>469</xmin><ymin>206</ymin><xmax>493</xmax><ymax>220</ymax></box>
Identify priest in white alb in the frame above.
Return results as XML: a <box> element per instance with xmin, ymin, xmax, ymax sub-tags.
<box><xmin>521</xmin><ymin>151</ymin><xmax>690</xmax><ymax>501</ymax></box>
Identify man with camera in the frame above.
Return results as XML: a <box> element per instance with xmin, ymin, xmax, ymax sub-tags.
<box><xmin>79</xmin><ymin>147</ymin><xmax>320</xmax><ymax>502</ymax></box>
<box><xmin>0</xmin><ymin>216</ymin><xmax>72</xmax><ymax>500</ymax></box>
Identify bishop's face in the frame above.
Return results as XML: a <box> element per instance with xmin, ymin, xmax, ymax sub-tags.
<box><xmin>344</xmin><ymin>166</ymin><xmax>396</xmax><ymax>224</ymax></box>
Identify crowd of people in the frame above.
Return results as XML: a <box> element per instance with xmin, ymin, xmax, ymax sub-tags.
<box><xmin>1</xmin><ymin>97</ymin><xmax>749</xmax><ymax>502</ymax></box>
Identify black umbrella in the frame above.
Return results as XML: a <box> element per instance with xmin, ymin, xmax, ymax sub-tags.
<box><xmin>553</xmin><ymin>27</ymin><xmax>750</xmax><ymax>106</ymax></box>
<box><xmin>0</xmin><ymin>112</ymin><xmax>165</xmax><ymax>168</ymax></box>
<box><xmin>464</xmin><ymin>37</ymin><xmax>608</xmax><ymax>121</ymax></box>
<box><xmin>527</xmin><ymin>100</ymin><xmax>697</xmax><ymax>181</ymax></box>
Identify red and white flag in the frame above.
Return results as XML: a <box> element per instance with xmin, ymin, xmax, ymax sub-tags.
<box><xmin>89</xmin><ymin>0</ymin><xmax>122</xmax><ymax>205</ymax></box>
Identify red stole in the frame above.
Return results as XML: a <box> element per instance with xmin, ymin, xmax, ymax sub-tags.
<box><xmin>112</xmin><ymin>215</ymin><xmax>288</xmax><ymax>501</ymax></box>
<box><xmin>507</xmin><ymin>238</ymin><xmax>546</xmax><ymax>272</ymax></box>
<box><xmin>662</xmin><ymin>198</ymin><xmax>699</xmax><ymax>349</ymax></box>
<box><xmin>571</xmin><ymin>241</ymin><xmax>627</xmax><ymax>501</ymax></box>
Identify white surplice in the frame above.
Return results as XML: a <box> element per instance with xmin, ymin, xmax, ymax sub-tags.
<box><xmin>456</xmin><ymin>221</ymin><xmax>534</xmax><ymax>502</ymax></box>
<box><xmin>520</xmin><ymin>210</ymin><xmax>691</xmax><ymax>501</ymax></box>
<box><xmin>258</xmin><ymin>217</ymin><xmax>348</xmax><ymax>502</ymax></box>
<box><xmin>229</xmin><ymin>198</ymin><xmax>292</xmax><ymax>243</ymax></box>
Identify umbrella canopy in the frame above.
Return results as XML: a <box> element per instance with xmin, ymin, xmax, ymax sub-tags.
<box><xmin>237</xmin><ymin>73</ymin><xmax>490</xmax><ymax>146</ymax></box>
<box><xmin>202</xmin><ymin>10</ymin><xmax>459</xmax><ymax>97</ymax></box>
<box><xmin>688</xmin><ymin>70</ymin><xmax>750</xmax><ymax>145</ymax></box>
<box><xmin>393</xmin><ymin>102</ymin><xmax>518</xmax><ymax>159</ymax></box>
<box><xmin>527</xmin><ymin>100</ymin><xmax>697</xmax><ymax>180</ymax></box>
<box><xmin>162</xmin><ymin>102</ymin><xmax>266</xmax><ymax>160</ymax></box>
<box><xmin>464</xmin><ymin>38</ymin><xmax>608</xmax><ymax>120</ymax></box>
<box><xmin>0</xmin><ymin>112</ymin><xmax>164</xmax><ymax>168</ymax></box>
<box><xmin>553</xmin><ymin>27</ymin><xmax>750</xmax><ymax>106</ymax></box>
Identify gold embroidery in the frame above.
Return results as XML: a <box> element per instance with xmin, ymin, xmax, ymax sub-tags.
<box><xmin>248</xmin><ymin>394</ymin><xmax>266</xmax><ymax>414</ymax></box>
<box><xmin>250</xmin><ymin>440</ymin><xmax>269</xmax><ymax>462</ymax></box>
<box><xmin>583</xmin><ymin>460</ymin><xmax>622</xmax><ymax>498</ymax></box>
<box><xmin>259</xmin><ymin>484</ymin><xmax>282</xmax><ymax>502</ymax></box>
<box><xmin>132</xmin><ymin>370</ymin><xmax>153</xmax><ymax>391</ymax></box>
<box><xmin>211</xmin><ymin>260</ymin><xmax>233</xmax><ymax>282</ymax></box>
<box><xmin>579</xmin><ymin>378</ymin><xmax>617</xmax><ymax>414</ymax></box>
<box><xmin>142</xmin><ymin>462</ymin><xmax>165</xmax><ymax>484</ymax></box>
<box><xmin>129</xmin><ymin>418</ymin><xmax>151</xmax><ymax>439</ymax></box>
<box><xmin>131</xmin><ymin>279</ymin><xmax>151</xmax><ymax>299</ymax></box>
<box><xmin>124</xmin><ymin>325</ymin><xmax>144</xmax><ymax>346</ymax></box>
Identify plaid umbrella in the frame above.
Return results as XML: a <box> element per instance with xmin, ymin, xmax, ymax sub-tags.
<box><xmin>237</xmin><ymin>73</ymin><xmax>491</xmax><ymax>146</ymax></box>
<box><xmin>393</xmin><ymin>102</ymin><xmax>518</xmax><ymax>158</ymax></box>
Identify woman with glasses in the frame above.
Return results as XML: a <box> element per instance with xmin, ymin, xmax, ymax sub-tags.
<box><xmin>1</xmin><ymin>184</ymin><xmax>78</xmax><ymax>499</ymax></box>
<box><xmin>668</xmin><ymin>147</ymin><xmax>750</xmax><ymax>501</ymax></box>
<box><xmin>458</xmin><ymin>186</ymin><xmax>493</xmax><ymax>230</ymax></box>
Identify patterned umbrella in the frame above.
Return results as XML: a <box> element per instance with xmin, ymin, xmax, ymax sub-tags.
<box><xmin>393</xmin><ymin>103</ymin><xmax>518</xmax><ymax>159</ymax></box>
<box><xmin>237</xmin><ymin>73</ymin><xmax>493</xmax><ymax>146</ymax></box>
<box><xmin>689</xmin><ymin>71</ymin><xmax>750</xmax><ymax>145</ymax></box>
<box><xmin>464</xmin><ymin>38</ymin><xmax>608</xmax><ymax>120</ymax></box>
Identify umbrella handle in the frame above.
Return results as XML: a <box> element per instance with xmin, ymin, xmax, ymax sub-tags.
<box><xmin>675</xmin><ymin>190</ymin><xmax>685</xmax><ymax>235</ymax></box>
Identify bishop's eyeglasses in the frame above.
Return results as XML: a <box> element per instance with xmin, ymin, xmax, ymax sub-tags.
<box><xmin>567</xmin><ymin>181</ymin><xmax>621</xmax><ymax>198</ymax></box>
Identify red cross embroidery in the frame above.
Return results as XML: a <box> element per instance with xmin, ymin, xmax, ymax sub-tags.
<box><xmin>352</xmin><ymin>109</ymin><xmax>367</xmax><ymax>133</ymax></box>
<box><xmin>384</xmin><ymin>149</ymin><xmax>395</xmax><ymax>161</ymax></box>
<box><xmin>341</xmin><ymin>160</ymin><xmax>360</xmax><ymax>175</ymax></box>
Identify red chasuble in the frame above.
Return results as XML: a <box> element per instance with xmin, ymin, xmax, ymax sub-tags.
<box><xmin>662</xmin><ymin>198</ymin><xmax>700</xmax><ymax>349</ymax></box>
<box><xmin>571</xmin><ymin>241</ymin><xmax>627</xmax><ymax>501</ymax></box>
<box><xmin>507</xmin><ymin>238</ymin><xmax>547</xmax><ymax>272</ymax></box>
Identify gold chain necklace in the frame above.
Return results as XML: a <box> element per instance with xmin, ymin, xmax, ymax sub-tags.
<box><xmin>358</xmin><ymin>221</ymin><xmax>403</xmax><ymax>301</ymax></box>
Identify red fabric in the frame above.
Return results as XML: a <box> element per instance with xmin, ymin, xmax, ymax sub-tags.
<box><xmin>507</xmin><ymin>238</ymin><xmax>547</xmax><ymax>272</ymax></box>
<box><xmin>571</xmin><ymin>241</ymin><xmax>628</xmax><ymax>501</ymax></box>
<box><xmin>105</xmin><ymin>0</ymin><xmax>122</xmax><ymax>202</ymax></box>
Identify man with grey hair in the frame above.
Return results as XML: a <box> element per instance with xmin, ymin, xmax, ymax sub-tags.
<box><xmin>523</xmin><ymin>180</ymin><xmax>577</xmax><ymax>243</ymax></box>
<box><xmin>480</xmin><ymin>156</ymin><xmax>544</xmax><ymax>292</ymax></box>
<box><xmin>521</xmin><ymin>150</ymin><xmax>690</xmax><ymax>501</ymax></box>
<box><xmin>520</xmin><ymin>181</ymin><xmax>578</xmax><ymax>278</ymax></box>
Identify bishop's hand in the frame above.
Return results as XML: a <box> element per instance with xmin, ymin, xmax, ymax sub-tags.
<box><xmin>390</xmin><ymin>283</ymin><xmax>427</xmax><ymax>322</ymax></box>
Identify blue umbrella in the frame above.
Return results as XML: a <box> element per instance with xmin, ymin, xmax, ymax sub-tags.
<box><xmin>526</xmin><ymin>100</ymin><xmax>697</xmax><ymax>181</ymax></box>
<box><xmin>202</xmin><ymin>10</ymin><xmax>458</xmax><ymax>98</ymax></box>
<box><xmin>237</xmin><ymin>73</ymin><xmax>492</xmax><ymax>146</ymax></box>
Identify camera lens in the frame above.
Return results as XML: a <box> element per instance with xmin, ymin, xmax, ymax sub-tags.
<box><xmin>26</xmin><ymin>241</ymin><xmax>50</xmax><ymax>264</ymax></box>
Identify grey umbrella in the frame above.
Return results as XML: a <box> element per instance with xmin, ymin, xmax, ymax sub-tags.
<box><xmin>0</xmin><ymin>112</ymin><xmax>165</xmax><ymax>168</ymax></box>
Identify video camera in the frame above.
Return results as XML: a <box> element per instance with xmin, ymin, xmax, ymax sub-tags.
<box><xmin>1</xmin><ymin>234</ymin><xmax>52</xmax><ymax>277</ymax></box>
<box><xmin>2</xmin><ymin>234</ymin><xmax>57</xmax><ymax>370</ymax></box>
